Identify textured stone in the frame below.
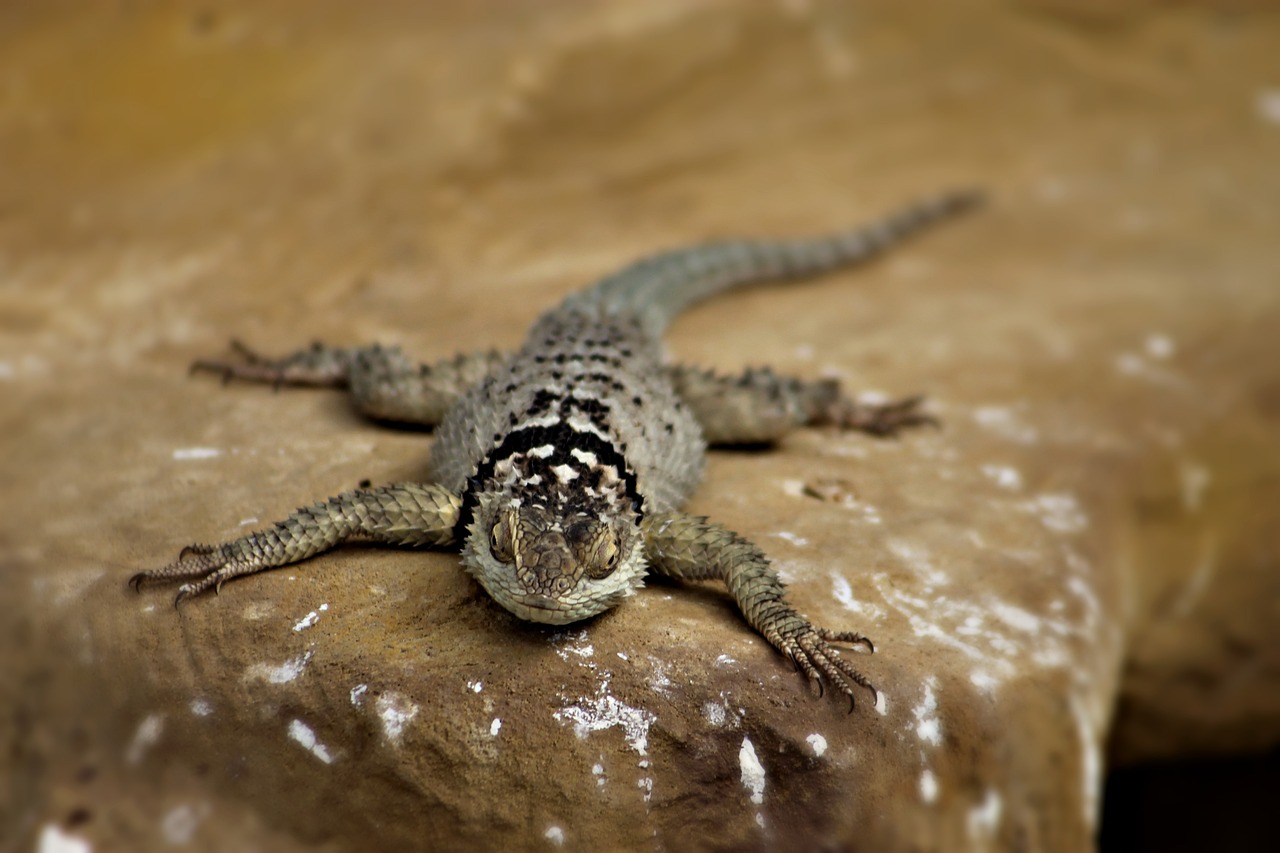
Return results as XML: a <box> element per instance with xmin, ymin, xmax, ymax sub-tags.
<box><xmin>2</xmin><ymin>1</ymin><xmax>1278</xmax><ymax>850</ymax></box>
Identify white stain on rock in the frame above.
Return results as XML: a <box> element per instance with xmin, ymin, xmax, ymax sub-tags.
<box><xmin>552</xmin><ymin>629</ymin><xmax>595</xmax><ymax>662</ymax></box>
<box><xmin>172</xmin><ymin>447</ymin><xmax>222</xmax><ymax>460</ymax></box>
<box><xmin>1023</xmin><ymin>493</ymin><xmax>1088</xmax><ymax>534</ymax></box>
<box><xmin>888</xmin><ymin>539</ymin><xmax>949</xmax><ymax>589</ymax></box>
<box><xmin>292</xmin><ymin>602</ymin><xmax>328</xmax><ymax>632</ymax></box>
<box><xmin>126</xmin><ymin>713</ymin><xmax>164</xmax><ymax>764</ymax></box>
<box><xmin>375</xmin><ymin>691</ymin><xmax>420</xmax><ymax>745</ymax></box>
<box><xmin>972</xmin><ymin>406</ymin><xmax>1038</xmax><ymax>444</ymax></box>
<box><xmin>831</xmin><ymin>573</ymin><xmax>886</xmax><ymax>620</ymax></box>
<box><xmin>646</xmin><ymin>657</ymin><xmax>674</xmax><ymax>696</ymax></box>
<box><xmin>37</xmin><ymin>825</ymin><xmax>90</xmax><ymax>853</ymax></box>
<box><xmin>244</xmin><ymin>650</ymin><xmax>313</xmax><ymax>684</ymax></box>
<box><xmin>162</xmin><ymin>802</ymin><xmax>210</xmax><ymax>845</ymax></box>
<box><xmin>990</xmin><ymin>601</ymin><xmax>1042</xmax><ymax>635</ymax></box>
<box><xmin>806</xmin><ymin>733</ymin><xmax>828</xmax><ymax>757</ymax></box>
<box><xmin>967</xmin><ymin>788</ymin><xmax>1002</xmax><ymax>840</ymax></box>
<box><xmin>287</xmin><ymin>718</ymin><xmax>334</xmax><ymax>764</ymax></box>
<box><xmin>980</xmin><ymin>464</ymin><xmax>1023</xmax><ymax>491</ymax></box>
<box><xmin>914</xmin><ymin>678</ymin><xmax>942</xmax><ymax>747</ymax></box>
<box><xmin>554</xmin><ymin>675</ymin><xmax>655</xmax><ymax>755</ymax></box>
<box><xmin>969</xmin><ymin>670</ymin><xmax>999</xmax><ymax>694</ymax></box>
<box><xmin>738</xmin><ymin>736</ymin><xmax>767</xmax><ymax>805</ymax></box>
<box><xmin>919</xmin><ymin>768</ymin><xmax>939</xmax><ymax>804</ymax></box>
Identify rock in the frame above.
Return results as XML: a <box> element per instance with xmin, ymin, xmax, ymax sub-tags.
<box><xmin>2</xmin><ymin>0</ymin><xmax>1278</xmax><ymax>850</ymax></box>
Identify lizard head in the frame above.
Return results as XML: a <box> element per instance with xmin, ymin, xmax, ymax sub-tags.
<box><xmin>462</xmin><ymin>496</ymin><xmax>646</xmax><ymax>625</ymax></box>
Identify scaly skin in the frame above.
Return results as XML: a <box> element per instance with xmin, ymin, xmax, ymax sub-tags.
<box><xmin>130</xmin><ymin>484</ymin><xmax>460</xmax><ymax>601</ymax></box>
<box><xmin>134</xmin><ymin>191</ymin><xmax>982</xmax><ymax>709</ymax></box>
<box><xmin>643</xmin><ymin>512</ymin><xmax>876</xmax><ymax>707</ymax></box>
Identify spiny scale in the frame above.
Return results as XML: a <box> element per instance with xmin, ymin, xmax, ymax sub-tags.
<box><xmin>132</xmin><ymin>190</ymin><xmax>982</xmax><ymax>710</ymax></box>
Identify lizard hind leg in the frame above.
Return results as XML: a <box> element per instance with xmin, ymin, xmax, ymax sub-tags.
<box><xmin>666</xmin><ymin>364</ymin><xmax>935</xmax><ymax>446</ymax></box>
<box><xmin>191</xmin><ymin>339</ymin><xmax>353</xmax><ymax>388</ymax></box>
<box><xmin>190</xmin><ymin>340</ymin><xmax>507</xmax><ymax>426</ymax></box>
<box><xmin>641</xmin><ymin>511</ymin><xmax>878</xmax><ymax>710</ymax></box>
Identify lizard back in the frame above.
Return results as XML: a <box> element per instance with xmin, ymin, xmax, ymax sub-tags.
<box><xmin>431</xmin><ymin>307</ymin><xmax>706</xmax><ymax>533</ymax></box>
<box><xmin>431</xmin><ymin>188</ymin><xmax>981</xmax><ymax>519</ymax></box>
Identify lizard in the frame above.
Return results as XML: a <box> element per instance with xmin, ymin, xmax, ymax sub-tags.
<box><xmin>131</xmin><ymin>190</ymin><xmax>981</xmax><ymax>710</ymax></box>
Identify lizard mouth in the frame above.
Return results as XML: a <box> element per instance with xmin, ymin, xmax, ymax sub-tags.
<box><xmin>499</xmin><ymin>592</ymin><xmax>604</xmax><ymax>626</ymax></box>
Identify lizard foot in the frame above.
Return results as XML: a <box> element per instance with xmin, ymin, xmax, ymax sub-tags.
<box><xmin>190</xmin><ymin>339</ymin><xmax>349</xmax><ymax>388</ymax></box>
<box><xmin>780</xmin><ymin>625</ymin><xmax>877</xmax><ymax>712</ymax></box>
<box><xmin>832</xmin><ymin>394</ymin><xmax>937</xmax><ymax>437</ymax></box>
<box><xmin>129</xmin><ymin>544</ymin><xmax>254</xmax><ymax>605</ymax></box>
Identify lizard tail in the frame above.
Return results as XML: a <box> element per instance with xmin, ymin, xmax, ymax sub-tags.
<box><xmin>561</xmin><ymin>189</ymin><xmax>984</xmax><ymax>335</ymax></box>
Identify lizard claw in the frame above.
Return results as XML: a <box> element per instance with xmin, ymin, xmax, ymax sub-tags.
<box><xmin>177</xmin><ymin>543</ymin><xmax>217</xmax><ymax>561</ymax></box>
<box><xmin>781</xmin><ymin>624</ymin><xmax>878</xmax><ymax>711</ymax></box>
<box><xmin>190</xmin><ymin>339</ymin><xmax>349</xmax><ymax>388</ymax></box>
<box><xmin>833</xmin><ymin>394</ymin><xmax>937</xmax><ymax>437</ymax></box>
<box><xmin>229</xmin><ymin>338</ymin><xmax>264</xmax><ymax>363</ymax></box>
<box><xmin>818</xmin><ymin>627</ymin><xmax>875</xmax><ymax>654</ymax></box>
<box><xmin>134</xmin><ymin>543</ymin><xmax>239</xmax><ymax>605</ymax></box>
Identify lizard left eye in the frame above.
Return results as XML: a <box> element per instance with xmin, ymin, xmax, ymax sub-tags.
<box><xmin>585</xmin><ymin>539</ymin><xmax>620</xmax><ymax>580</ymax></box>
<box><xmin>489</xmin><ymin>521</ymin><xmax>514</xmax><ymax>564</ymax></box>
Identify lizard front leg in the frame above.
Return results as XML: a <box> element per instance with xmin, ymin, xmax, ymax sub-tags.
<box><xmin>193</xmin><ymin>341</ymin><xmax>506</xmax><ymax>426</ymax></box>
<box><xmin>667</xmin><ymin>364</ymin><xmax>934</xmax><ymax>445</ymax></box>
<box><xmin>131</xmin><ymin>483</ymin><xmax>460</xmax><ymax>603</ymax></box>
<box><xmin>641</xmin><ymin>512</ymin><xmax>876</xmax><ymax>709</ymax></box>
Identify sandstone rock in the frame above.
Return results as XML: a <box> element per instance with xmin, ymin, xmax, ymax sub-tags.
<box><xmin>2</xmin><ymin>1</ymin><xmax>1278</xmax><ymax>850</ymax></box>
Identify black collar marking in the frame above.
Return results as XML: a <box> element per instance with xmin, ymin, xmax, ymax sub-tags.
<box><xmin>454</xmin><ymin>421</ymin><xmax>643</xmax><ymax>542</ymax></box>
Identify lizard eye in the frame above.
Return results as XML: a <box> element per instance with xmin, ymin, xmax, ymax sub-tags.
<box><xmin>488</xmin><ymin>515</ymin><xmax>515</xmax><ymax>564</ymax></box>
<box><xmin>584</xmin><ymin>536</ymin><xmax>621</xmax><ymax>580</ymax></box>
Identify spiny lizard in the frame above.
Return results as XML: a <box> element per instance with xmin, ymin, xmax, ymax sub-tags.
<box><xmin>132</xmin><ymin>191</ymin><xmax>981</xmax><ymax>709</ymax></box>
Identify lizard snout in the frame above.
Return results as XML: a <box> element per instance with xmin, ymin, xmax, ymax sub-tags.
<box><xmin>515</xmin><ymin>531</ymin><xmax>579</xmax><ymax>596</ymax></box>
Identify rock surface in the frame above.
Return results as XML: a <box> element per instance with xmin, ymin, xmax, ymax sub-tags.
<box><xmin>2</xmin><ymin>1</ymin><xmax>1278</xmax><ymax>850</ymax></box>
